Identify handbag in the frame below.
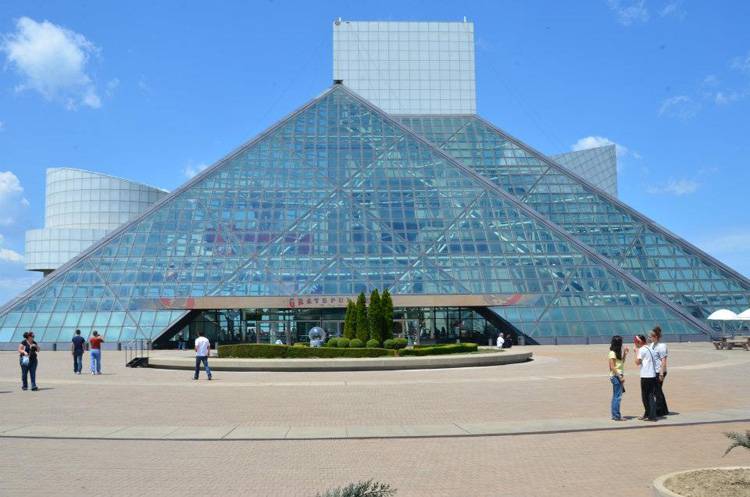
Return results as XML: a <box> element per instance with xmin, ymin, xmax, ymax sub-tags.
<box><xmin>21</xmin><ymin>355</ymin><xmax>29</xmax><ymax>366</ymax></box>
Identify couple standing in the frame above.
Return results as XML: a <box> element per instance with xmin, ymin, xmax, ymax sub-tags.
<box><xmin>70</xmin><ymin>329</ymin><xmax>105</xmax><ymax>374</ymax></box>
<box><xmin>608</xmin><ymin>326</ymin><xmax>669</xmax><ymax>421</ymax></box>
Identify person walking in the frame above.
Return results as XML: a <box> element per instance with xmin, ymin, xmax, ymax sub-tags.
<box><xmin>71</xmin><ymin>329</ymin><xmax>86</xmax><ymax>374</ymax></box>
<box><xmin>177</xmin><ymin>332</ymin><xmax>186</xmax><ymax>351</ymax></box>
<box><xmin>608</xmin><ymin>335</ymin><xmax>629</xmax><ymax>421</ymax></box>
<box><xmin>635</xmin><ymin>334</ymin><xmax>658</xmax><ymax>421</ymax></box>
<box><xmin>649</xmin><ymin>326</ymin><xmax>670</xmax><ymax>416</ymax></box>
<box><xmin>89</xmin><ymin>331</ymin><xmax>104</xmax><ymax>375</ymax></box>
<box><xmin>193</xmin><ymin>331</ymin><xmax>212</xmax><ymax>381</ymax></box>
<box><xmin>18</xmin><ymin>332</ymin><xmax>40</xmax><ymax>391</ymax></box>
<box><xmin>496</xmin><ymin>333</ymin><xmax>505</xmax><ymax>348</ymax></box>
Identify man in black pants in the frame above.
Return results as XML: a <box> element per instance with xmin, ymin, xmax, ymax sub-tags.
<box><xmin>635</xmin><ymin>335</ymin><xmax>658</xmax><ymax>421</ymax></box>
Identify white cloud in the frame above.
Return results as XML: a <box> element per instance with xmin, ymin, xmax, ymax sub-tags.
<box><xmin>632</xmin><ymin>152</ymin><xmax>643</xmax><ymax>160</ymax></box>
<box><xmin>658</xmin><ymin>95</ymin><xmax>699</xmax><ymax>121</ymax></box>
<box><xmin>703</xmin><ymin>74</ymin><xmax>720</xmax><ymax>87</ymax></box>
<box><xmin>0</xmin><ymin>247</ymin><xmax>23</xmax><ymax>263</ymax></box>
<box><xmin>0</xmin><ymin>171</ymin><xmax>30</xmax><ymax>226</ymax></box>
<box><xmin>715</xmin><ymin>90</ymin><xmax>745</xmax><ymax>105</ymax></box>
<box><xmin>660</xmin><ymin>1</ymin><xmax>687</xmax><ymax>20</ymax></box>
<box><xmin>183</xmin><ymin>160</ymin><xmax>209</xmax><ymax>178</ymax></box>
<box><xmin>1</xmin><ymin>17</ymin><xmax>101</xmax><ymax>110</ymax></box>
<box><xmin>731</xmin><ymin>52</ymin><xmax>750</xmax><ymax>73</ymax></box>
<box><xmin>572</xmin><ymin>136</ymin><xmax>628</xmax><ymax>158</ymax></box>
<box><xmin>0</xmin><ymin>120</ymin><xmax>4</xmax><ymax>132</ymax></box>
<box><xmin>105</xmin><ymin>78</ymin><xmax>120</xmax><ymax>96</ymax></box>
<box><xmin>646</xmin><ymin>178</ymin><xmax>700</xmax><ymax>195</ymax></box>
<box><xmin>606</xmin><ymin>0</ymin><xmax>649</xmax><ymax>26</ymax></box>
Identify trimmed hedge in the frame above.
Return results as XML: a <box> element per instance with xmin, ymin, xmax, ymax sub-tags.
<box><xmin>218</xmin><ymin>343</ymin><xmax>396</xmax><ymax>359</ymax></box>
<box><xmin>292</xmin><ymin>342</ymin><xmax>308</xmax><ymax>347</ymax></box>
<box><xmin>366</xmin><ymin>339</ymin><xmax>380</xmax><ymax>348</ymax></box>
<box><xmin>337</xmin><ymin>337</ymin><xmax>351</xmax><ymax>348</ymax></box>
<box><xmin>326</xmin><ymin>338</ymin><xmax>339</xmax><ymax>348</ymax></box>
<box><xmin>350</xmin><ymin>339</ymin><xmax>364</xmax><ymax>348</ymax></box>
<box><xmin>398</xmin><ymin>343</ymin><xmax>478</xmax><ymax>357</ymax></box>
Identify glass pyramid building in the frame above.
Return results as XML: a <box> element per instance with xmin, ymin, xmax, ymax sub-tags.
<box><xmin>0</xmin><ymin>85</ymin><xmax>730</xmax><ymax>346</ymax></box>
<box><xmin>397</xmin><ymin>115</ymin><xmax>750</xmax><ymax>331</ymax></box>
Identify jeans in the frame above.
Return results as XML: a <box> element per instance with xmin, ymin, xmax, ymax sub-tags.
<box><xmin>194</xmin><ymin>356</ymin><xmax>211</xmax><ymax>379</ymax></box>
<box><xmin>91</xmin><ymin>349</ymin><xmax>101</xmax><ymax>373</ymax></box>
<box><xmin>20</xmin><ymin>357</ymin><xmax>38</xmax><ymax>389</ymax></box>
<box><xmin>640</xmin><ymin>377</ymin><xmax>658</xmax><ymax>420</ymax></box>
<box><xmin>178</xmin><ymin>341</ymin><xmax>186</xmax><ymax>350</ymax></box>
<box><xmin>610</xmin><ymin>376</ymin><xmax>623</xmax><ymax>420</ymax></box>
<box><xmin>655</xmin><ymin>371</ymin><xmax>669</xmax><ymax>416</ymax></box>
<box><xmin>73</xmin><ymin>351</ymin><xmax>83</xmax><ymax>373</ymax></box>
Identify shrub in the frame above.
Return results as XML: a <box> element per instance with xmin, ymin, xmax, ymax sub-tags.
<box><xmin>217</xmin><ymin>344</ymin><xmax>287</xmax><ymax>359</ymax></box>
<box><xmin>366</xmin><ymin>339</ymin><xmax>380</xmax><ymax>348</ymax></box>
<box><xmin>398</xmin><ymin>343</ymin><xmax>478</xmax><ymax>357</ymax></box>
<box><xmin>349</xmin><ymin>339</ymin><xmax>364</xmax><ymax>348</ymax></box>
<box><xmin>218</xmin><ymin>343</ymin><xmax>396</xmax><ymax>359</ymax></box>
<box><xmin>369</xmin><ymin>289</ymin><xmax>383</xmax><ymax>344</ymax></box>
<box><xmin>355</xmin><ymin>292</ymin><xmax>369</xmax><ymax>342</ymax></box>
<box><xmin>326</xmin><ymin>338</ymin><xmax>339</xmax><ymax>348</ymax></box>
<box><xmin>394</xmin><ymin>337</ymin><xmax>408</xmax><ymax>350</ymax></box>
<box><xmin>343</xmin><ymin>301</ymin><xmax>356</xmax><ymax>340</ymax></box>
<box><xmin>316</xmin><ymin>479</ymin><xmax>396</xmax><ymax>497</ymax></box>
<box><xmin>337</xmin><ymin>337</ymin><xmax>351</xmax><ymax>348</ymax></box>
<box><xmin>383</xmin><ymin>339</ymin><xmax>397</xmax><ymax>349</ymax></box>
<box><xmin>381</xmin><ymin>289</ymin><xmax>394</xmax><ymax>341</ymax></box>
<box><xmin>285</xmin><ymin>347</ymin><xmax>394</xmax><ymax>359</ymax></box>
<box><xmin>292</xmin><ymin>342</ymin><xmax>308</xmax><ymax>347</ymax></box>
<box><xmin>723</xmin><ymin>429</ymin><xmax>750</xmax><ymax>457</ymax></box>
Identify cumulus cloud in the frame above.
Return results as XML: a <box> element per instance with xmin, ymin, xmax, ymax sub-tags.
<box><xmin>572</xmin><ymin>136</ymin><xmax>628</xmax><ymax>158</ymax></box>
<box><xmin>606</xmin><ymin>0</ymin><xmax>649</xmax><ymax>26</ymax></box>
<box><xmin>731</xmin><ymin>52</ymin><xmax>750</xmax><ymax>73</ymax></box>
<box><xmin>658</xmin><ymin>95</ymin><xmax>699</xmax><ymax>121</ymax></box>
<box><xmin>183</xmin><ymin>160</ymin><xmax>209</xmax><ymax>178</ymax></box>
<box><xmin>0</xmin><ymin>171</ymin><xmax>30</xmax><ymax>226</ymax></box>
<box><xmin>1</xmin><ymin>17</ymin><xmax>101</xmax><ymax>110</ymax></box>
<box><xmin>646</xmin><ymin>178</ymin><xmax>699</xmax><ymax>195</ymax></box>
<box><xmin>660</xmin><ymin>1</ymin><xmax>687</xmax><ymax>20</ymax></box>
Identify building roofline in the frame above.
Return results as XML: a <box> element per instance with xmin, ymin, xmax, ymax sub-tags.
<box><xmin>46</xmin><ymin>167</ymin><xmax>169</xmax><ymax>193</ymax></box>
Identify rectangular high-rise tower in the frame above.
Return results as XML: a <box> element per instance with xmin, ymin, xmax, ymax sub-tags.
<box><xmin>333</xmin><ymin>20</ymin><xmax>476</xmax><ymax>114</ymax></box>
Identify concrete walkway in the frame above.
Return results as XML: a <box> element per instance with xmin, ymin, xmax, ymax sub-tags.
<box><xmin>1</xmin><ymin>408</ymin><xmax>748</xmax><ymax>441</ymax></box>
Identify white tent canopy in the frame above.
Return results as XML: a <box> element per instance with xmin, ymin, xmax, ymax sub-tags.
<box><xmin>737</xmin><ymin>309</ymin><xmax>750</xmax><ymax>321</ymax></box>
<box><xmin>707</xmin><ymin>309</ymin><xmax>739</xmax><ymax>320</ymax></box>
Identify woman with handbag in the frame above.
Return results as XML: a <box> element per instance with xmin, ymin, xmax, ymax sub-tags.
<box><xmin>608</xmin><ymin>335</ymin><xmax>629</xmax><ymax>421</ymax></box>
<box><xmin>649</xmin><ymin>326</ymin><xmax>670</xmax><ymax>416</ymax></box>
<box><xmin>18</xmin><ymin>332</ymin><xmax>40</xmax><ymax>391</ymax></box>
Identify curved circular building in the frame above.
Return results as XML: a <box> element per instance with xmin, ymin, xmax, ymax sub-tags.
<box><xmin>24</xmin><ymin>168</ymin><xmax>168</xmax><ymax>275</ymax></box>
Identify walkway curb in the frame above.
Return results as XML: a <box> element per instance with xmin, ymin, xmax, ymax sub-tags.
<box><xmin>147</xmin><ymin>349</ymin><xmax>533</xmax><ymax>372</ymax></box>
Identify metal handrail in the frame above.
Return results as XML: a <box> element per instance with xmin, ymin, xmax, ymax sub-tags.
<box><xmin>124</xmin><ymin>339</ymin><xmax>151</xmax><ymax>366</ymax></box>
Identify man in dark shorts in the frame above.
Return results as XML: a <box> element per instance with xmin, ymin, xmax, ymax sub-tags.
<box><xmin>71</xmin><ymin>329</ymin><xmax>86</xmax><ymax>374</ymax></box>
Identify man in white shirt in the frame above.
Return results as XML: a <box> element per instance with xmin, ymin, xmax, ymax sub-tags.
<box><xmin>496</xmin><ymin>333</ymin><xmax>505</xmax><ymax>348</ymax></box>
<box><xmin>634</xmin><ymin>334</ymin><xmax>657</xmax><ymax>421</ymax></box>
<box><xmin>193</xmin><ymin>331</ymin><xmax>212</xmax><ymax>381</ymax></box>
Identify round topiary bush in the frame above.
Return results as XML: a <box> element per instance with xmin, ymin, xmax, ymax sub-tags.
<box><xmin>383</xmin><ymin>339</ymin><xmax>397</xmax><ymax>349</ymax></box>
<box><xmin>326</xmin><ymin>338</ymin><xmax>339</xmax><ymax>348</ymax></box>
<box><xmin>337</xmin><ymin>337</ymin><xmax>351</xmax><ymax>348</ymax></box>
<box><xmin>349</xmin><ymin>339</ymin><xmax>364</xmax><ymax>348</ymax></box>
<box><xmin>394</xmin><ymin>337</ymin><xmax>408</xmax><ymax>349</ymax></box>
<box><xmin>366</xmin><ymin>339</ymin><xmax>380</xmax><ymax>348</ymax></box>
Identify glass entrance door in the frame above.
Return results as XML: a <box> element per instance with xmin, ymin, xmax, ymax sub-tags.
<box><xmin>322</xmin><ymin>320</ymin><xmax>344</xmax><ymax>339</ymax></box>
<box><xmin>256</xmin><ymin>320</ymin><xmax>290</xmax><ymax>344</ymax></box>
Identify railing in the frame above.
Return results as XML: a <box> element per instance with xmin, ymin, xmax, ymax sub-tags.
<box><xmin>124</xmin><ymin>339</ymin><xmax>151</xmax><ymax>367</ymax></box>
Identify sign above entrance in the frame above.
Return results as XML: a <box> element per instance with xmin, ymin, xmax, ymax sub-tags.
<box><xmin>289</xmin><ymin>295</ymin><xmax>367</xmax><ymax>308</ymax></box>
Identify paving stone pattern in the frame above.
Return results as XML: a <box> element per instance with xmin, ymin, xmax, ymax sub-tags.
<box><xmin>1</xmin><ymin>343</ymin><xmax>748</xmax><ymax>496</ymax></box>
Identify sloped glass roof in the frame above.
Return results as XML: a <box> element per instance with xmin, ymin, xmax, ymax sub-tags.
<box><xmin>0</xmin><ymin>87</ymin><xmax>709</xmax><ymax>342</ymax></box>
<box><xmin>398</xmin><ymin>115</ymin><xmax>750</xmax><ymax>322</ymax></box>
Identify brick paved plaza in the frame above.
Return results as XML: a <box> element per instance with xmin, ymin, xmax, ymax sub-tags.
<box><xmin>1</xmin><ymin>343</ymin><xmax>749</xmax><ymax>496</ymax></box>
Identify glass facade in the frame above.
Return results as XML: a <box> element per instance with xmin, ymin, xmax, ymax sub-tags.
<box><xmin>551</xmin><ymin>145</ymin><xmax>618</xmax><ymax>197</ymax></box>
<box><xmin>0</xmin><ymin>86</ymin><xmax>712</xmax><ymax>345</ymax></box>
<box><xmin>167</xmin><ymin>307</ymin><xmax>506</xmax><ymax>347</ymax></box>
<box><xmin>398</xmin><ymin>115</ymin><xmax>750</xmax><ymax>324</ymax></box>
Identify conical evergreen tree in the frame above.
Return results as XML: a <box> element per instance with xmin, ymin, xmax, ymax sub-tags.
<box><xmin>343</xmin><ymin>300</ymin><xmax>356</xmax><ymax>339</ymax></box>
<box><xmin>368</xmin><ymin>289</ymin><xmax>383</xmax><ymax>344</ymax></box>
<box><xmin>381</xmin><ymin>289</ymin><xmax>394</xmax><ymax>341</ymax></box>
<box><xmin>355</xmin><ymin>291</ymin><xmax>369</xmax><ymax>342</ymax></box>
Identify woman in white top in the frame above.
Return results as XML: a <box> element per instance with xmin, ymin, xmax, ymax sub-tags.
<box><xmin>649</xmin><ymin>326</ymin><xmax>669</xmax><ymax>416</ymax></box>
<box><xmin>634</xmin><ymin>334</ymin><xmax>658</xmax><ymax>421</ymax></box>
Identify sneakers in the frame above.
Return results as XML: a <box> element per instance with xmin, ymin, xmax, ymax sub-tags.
<box><xmin>21</xmin><ymin>387</ymin><xmax>27</xmax><ymax>391</ymax></box>
<box><xmin>192</xmin><ymin>377</ymin><xmax>198</xmax><ymax>380</ymax></box>
<box><xmin>91</xmin><ymin>372</ymin><xmax>95</xmax><ymax>375</ymax></box>
<box><xmin>31</xmin><ymin>387</ymin><xmax>38</xmax><ymax>391</ymax></box>
<box><xmin>208</xmin><ymin>377</ymin><xmax>212</xmax><ymax>381</ymax></box>
<box><xmin>96</xmin><ymin>372</ymin><xmax>102</xmax><ymax>375</ymax></box>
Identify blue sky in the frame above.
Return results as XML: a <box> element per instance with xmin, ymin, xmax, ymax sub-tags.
<box><xmin>0</xmin><ymin>0</ymin><xmax>748</xmax><ymax>305</ymax></box>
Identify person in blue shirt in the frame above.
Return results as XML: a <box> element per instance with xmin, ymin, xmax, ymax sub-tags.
<box><xmin>71</xmin><ymin>329</ymin><xmax>86</xmax><ymax>374</ymax></box>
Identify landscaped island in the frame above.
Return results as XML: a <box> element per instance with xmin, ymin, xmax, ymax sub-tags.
<box><xmin>217</xmin><ymin>342</ymin><xmax>483</xmax><ymax>359</ymax></box>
